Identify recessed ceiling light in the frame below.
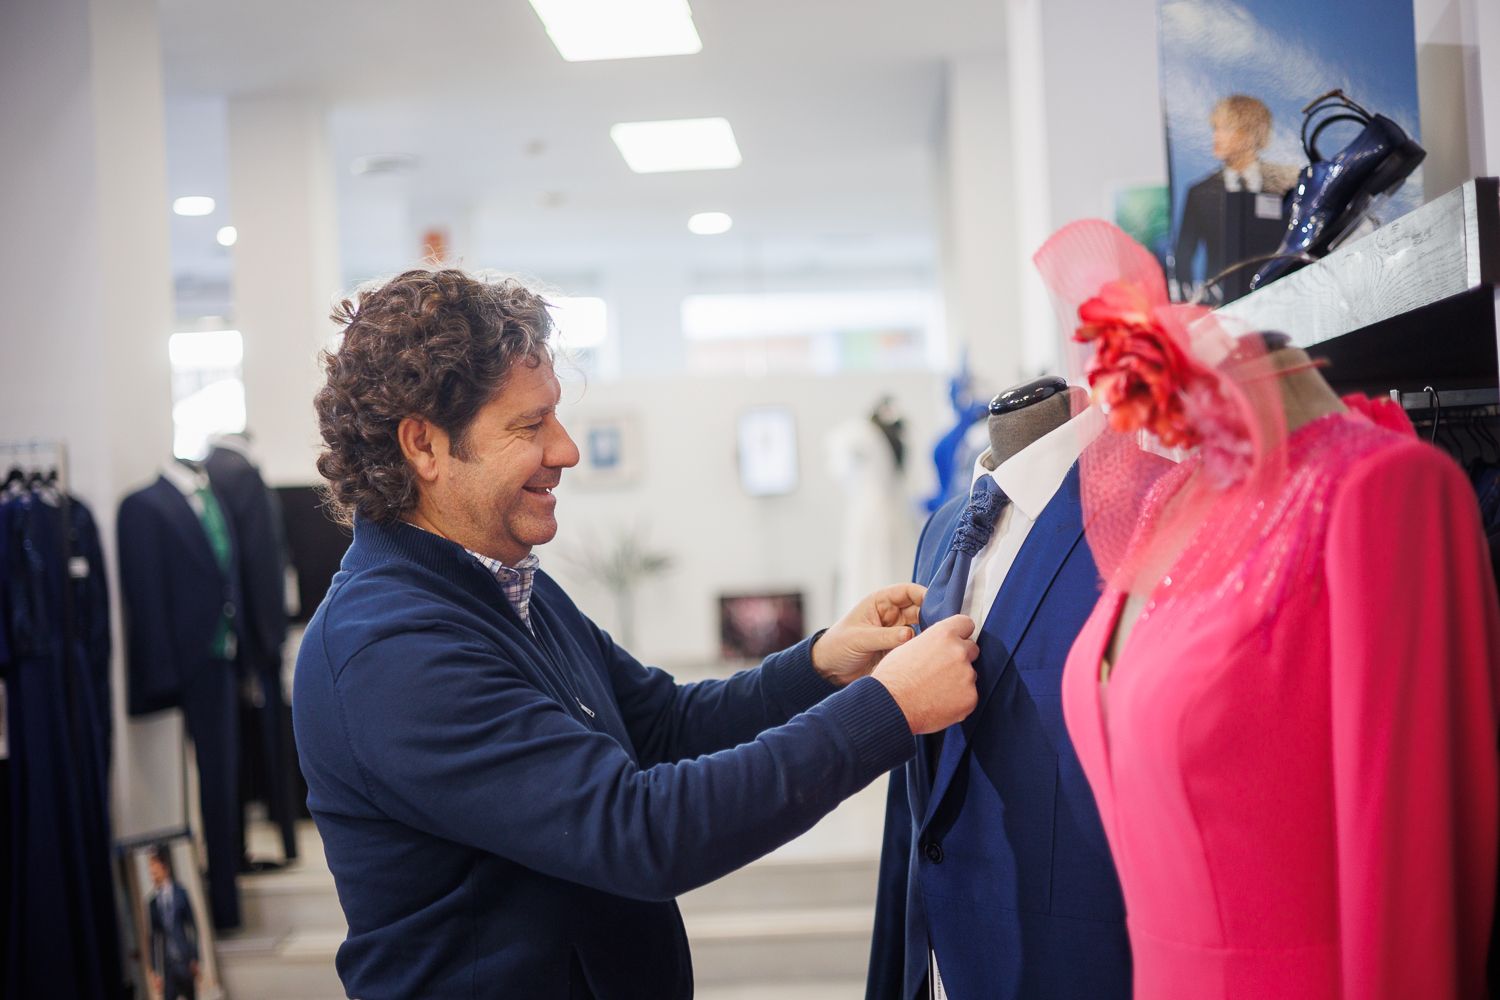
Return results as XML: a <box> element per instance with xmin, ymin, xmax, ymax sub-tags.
<box><xmin>173</xmin><ymin>196</ymin><xmax>215</xmax><ymax>217</ymax></box>
<box><xmin>688</xmin><ymin>212</ymin><xmax>733</xmax><ymax>235</ymax></box>
<box><xmin>528</xmin><ymin>0</ymin><xmax>702</xmax><ymax>62</ymax></box>
<box><xmin>216</xmin><ymin>226</ymin><xmax>238</xmax><ymax>247</ymax></box>
<box><xmin>610</xmin><ymin>117</ymin><xmax>742</xmax><ymax>173</ymax></box>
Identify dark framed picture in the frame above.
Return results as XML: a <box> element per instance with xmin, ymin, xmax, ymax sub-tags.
<box><xmin>118</xmin><ymin>831</ymin><xmax>225</xmax><ymax>1000</ymax></box>
<box><xmin>719</xmin><ymin>592</ymin><xmax>806</xmax><ymax>661</ymax></box>
<box><xmin>737</xmin><ymin>407</ymin><xmax>798</xmax><ymax>496</ymax></box>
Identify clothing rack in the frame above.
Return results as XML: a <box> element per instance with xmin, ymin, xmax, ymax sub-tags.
<box><xmin>1</xmin><ymin>439</ymin><xmax>80</xmax><ymax>754</ymax></box>
<box><xmin>1390</xmin><ymin>387</ymin><xmax>1500</xmax><ymax>412</ymax></box>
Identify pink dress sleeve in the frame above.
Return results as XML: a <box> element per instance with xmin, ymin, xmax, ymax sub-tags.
<box><xmin>1326</xmin><ymin>438</ymin><xmax>1500</xmax><ymax>999</ymax></box>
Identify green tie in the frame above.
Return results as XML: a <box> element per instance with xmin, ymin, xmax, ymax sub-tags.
<box><xmin>196</xmin><ymin>486</ymin><xmax>236</xmax><ymax>659</ymax></box>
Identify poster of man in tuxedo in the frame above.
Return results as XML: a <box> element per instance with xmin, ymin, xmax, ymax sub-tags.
<box><xmin>121</xmin><ymin>835</ymin><xmax>224</xmax><ymax>1000</ymax></box>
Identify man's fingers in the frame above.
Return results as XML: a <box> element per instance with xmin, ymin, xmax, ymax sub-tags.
<box><xmin>871</xmin><ymin>583</ymin><xmax>926</xmax><ymax>625</ymax></box>
<box><xmin>851</xmin><ymin>624</ymin><xmax>915</xmax><ymax>653</ymax></box>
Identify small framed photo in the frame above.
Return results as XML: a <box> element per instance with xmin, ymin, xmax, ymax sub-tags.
<box><xmin>118</xmin><ymin>832</ymin><xmax>225</xmax><ymax>1000</ymax></box>
<box><xmin>719</xmin><ymin>592</ymin><xmax>806</xmax><ymax>662</ymax></box>
<box><xmin>737</xmin><ymin>407</ymin><xmax>798</xmax><ymax>496</ymax></box>
<box><xmin>569</xmin><ymin>413</ymin><xmax>642</xmax><ymax>489</ymax></box>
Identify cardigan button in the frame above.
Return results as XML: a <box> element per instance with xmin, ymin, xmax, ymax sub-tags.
<box><xmin>923</xmin><ymin>840</ymin><xmax>944</xmax><ymax>864</ymax></box>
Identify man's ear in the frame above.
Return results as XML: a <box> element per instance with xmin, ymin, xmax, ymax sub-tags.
<box><xmin>397</xmin><ymin>416</ymin><xmax>448</xmax><ymax>485</ymax></box>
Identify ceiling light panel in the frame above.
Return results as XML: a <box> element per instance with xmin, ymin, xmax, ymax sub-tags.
<box><xmin>529</xmin><ymin>0</ymin><xmax>702</xmax><ymax>62</ymax></box>
<box><xmin>687</xmin><ymin>212</ymin><xmax>732</xmax><ymax>235</ymax></box>
<box><xmin>610</xmin><ymin>117</ymin><xmax>742</xmax><ymax>173</ymax></box>
<box><xmin>173</xmin><ymin>196</ymin><xmax>216</xmax><ymax>217</ymax></box>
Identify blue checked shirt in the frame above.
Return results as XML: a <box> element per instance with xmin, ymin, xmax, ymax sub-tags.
<box><xmin>467</xmin><ymin>550</ymin><xmax>541</xmax><ymax>630</ymax></box>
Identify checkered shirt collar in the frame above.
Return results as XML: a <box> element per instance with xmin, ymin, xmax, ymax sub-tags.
<box><xmin>467</xmin><ymin>550</ymin><xmax>541</xmax><ymax>629</ymax></box>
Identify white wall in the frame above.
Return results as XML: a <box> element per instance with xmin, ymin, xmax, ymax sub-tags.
<box><xmin>939</xmin><ymin>56</ymin><xmax>1024</xmax><ymax>390</ymax></box>
<box><xmin>1415</xmin><ymin>0</ymin><xmax>1491</xmax><ymax>196</ymax></box>
<box><xmin>0</xmin><ymin>0</ymin><xmax>184</xmax><ymax>837</ymax></box>
<box><xmin>539</xmin><ymin>370</ymin><xmax>947</xmax><ymax>669</ymax></box>
<box><xmin>229</xmin><ymin>98</ymin><xmax>342</xmax><ymax>487</ymax></box>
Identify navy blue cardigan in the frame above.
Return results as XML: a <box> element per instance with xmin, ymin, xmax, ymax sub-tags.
<box><xmin>293</xmin><ymin>516</ymin><xmax>913</xmax><ymax>999</ymax></box>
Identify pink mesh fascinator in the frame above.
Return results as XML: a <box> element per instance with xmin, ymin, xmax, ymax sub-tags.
<box><xmin>1033</xmin><ymin>219</ymin><xmax>1289</xmax><ymax>596</ymax></box>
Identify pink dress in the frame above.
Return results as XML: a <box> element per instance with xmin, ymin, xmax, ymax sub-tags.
<box><xmin>1062</xmin><ymin>410</ymin><xmax>1500</xmax><ymax>999</ymax></box>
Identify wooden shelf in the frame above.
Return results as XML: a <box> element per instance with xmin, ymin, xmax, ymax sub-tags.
<box><xmin>1212</xmin><ymin>177</ymin><xmax>1500</xmax><ymax>395</ymax></box>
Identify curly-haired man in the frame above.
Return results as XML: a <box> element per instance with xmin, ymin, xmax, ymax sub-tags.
<box><xmin>292</xmin><ymin>268</ymin><xmax>979</xmax><ymax>999</ymax></box>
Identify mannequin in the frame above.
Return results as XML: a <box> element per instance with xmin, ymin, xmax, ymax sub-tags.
<box><xmin>1105</xmin><ymin>339</ymin><xmax>1345</xmax><ymax>668</ymax></box>
<box><xmin>119</xmin><ymin>464</ymin><xmax>244</xmax><ymax>929</ymax></box>
<box><xmin>984</xmin><ymin>375</ymin><xmax>1088</xmax><ymax>468</ymax></box>
<box><xmin>869</xmin><ymin>373</ymin><xmax>1130</xmax><ymax>1000</ymax></box>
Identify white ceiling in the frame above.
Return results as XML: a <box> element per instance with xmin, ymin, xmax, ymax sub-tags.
<box><xmin>158</xmin><ymin>0</ymin><xmax>1005</xmax><ymax>312</ymax></box>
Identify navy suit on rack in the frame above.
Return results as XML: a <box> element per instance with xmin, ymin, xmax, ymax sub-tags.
<box><xmin>118</xmin><ymin>476</ymin><xmax>243</xmax><ymax>929</ymax></box>
<box><xmin>867</xmin><ymin>464</ymin><xmax>1131</xmax><ymax>1000</ymax></box>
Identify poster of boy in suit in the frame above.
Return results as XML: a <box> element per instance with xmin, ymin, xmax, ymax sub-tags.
<box><xmin>1158</xmin><ymin>0</ymin><xmax>1420</xmax><ymax>303</ymax></box>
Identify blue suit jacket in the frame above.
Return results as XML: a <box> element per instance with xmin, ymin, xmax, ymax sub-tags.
<box><xmin>867</xmin><ymin>464</ymin><xmax>1130</xmax><ymax>1000</ymax></box>
<box><xmin>118</xmin><ymin>476</ymin><xmax>242</xmax><ymax>715</ymax></box>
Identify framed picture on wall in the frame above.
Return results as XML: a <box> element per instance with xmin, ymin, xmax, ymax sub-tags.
<box><xmin>719</xmin><ymin>592</ymin><xmax>806</xmax><ymax>662</ymax></box>
<box><xmin>569</xmin><ymin>413</ymin><xmax>642</xmax><ymax>489</ymax></box>
<box><xmin>737</xmin><ymin>406</ymin><xmax>798</xmax><ymax>496</ymax></box>
<box><xmin>118</xmin><ymin>831</ymin><xmax>226</xmax><ymax>1000</ymax></box>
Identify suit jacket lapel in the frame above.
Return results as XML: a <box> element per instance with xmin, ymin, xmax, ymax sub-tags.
<box><xmin>153</xmin><ymin>477</ymin><xmax>222</xmax><ymax>579</ymax></box>
<box><xmin>920</xmin><ymin>465</ymin><xmax>1086</xmax><ymax>830</ymax></box>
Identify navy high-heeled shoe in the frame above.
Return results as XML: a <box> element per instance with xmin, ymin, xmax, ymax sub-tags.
<box><xmin>1249</xmin><ymin>90</ymin><xmax>1425</xmax><ymax>291</ymax></box>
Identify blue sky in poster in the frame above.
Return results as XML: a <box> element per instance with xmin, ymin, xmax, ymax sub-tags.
<box><xmin>1159</xmin><ymin>0</ymin><xmax>1422</xmax><ymax>237</ymax></box>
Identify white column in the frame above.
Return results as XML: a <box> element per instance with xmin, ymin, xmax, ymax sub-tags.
<box><xmin>1004</xmin><ymin>0</ymin><xmax>1166</xmax><ymax>378</ymax></box>
<box><xmin>0</xmin><ymin>0</ymin><xmax>184</xmax><ymax>836</ymax></box>
<box><xmin>228</xmin><ymin>98</ymin><xmax>342</xmax><ymax>486</ymax></box>
<box><xmin>606</xmin><ymin>257</ymin><xmax>688</xmax><ymax>378</ymax></box>
<box><xmin>937</xmin><ymin>55</ymin><xmax>1023</xmax><ymax>394</ymax></box>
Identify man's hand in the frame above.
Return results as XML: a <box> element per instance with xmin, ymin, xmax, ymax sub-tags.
<box><xmin>811</xmin><ymin>583</ymin><xmax>926</xmax><ymax>686</ymax></box>
<box><xmin>151</xmin><ymin>973</ymin><xmax>163</xmax><ymax>995</ymax></box>
<box><xmin>871</xmin><ymin>614</ymin><xmax>979</xmax><ymax>734</ymax></box>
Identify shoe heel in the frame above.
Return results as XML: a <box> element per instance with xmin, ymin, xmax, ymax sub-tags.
<box><xmin>1366</xmin><ymin>137</ymin><xmax>1426</xmax><ymax>198</ymax></box>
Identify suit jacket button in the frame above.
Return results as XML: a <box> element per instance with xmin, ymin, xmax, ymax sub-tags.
<box><xmin>924</xmin><ymin>841</ymin><xmax>943</xmax><ymax>864</ymax></box>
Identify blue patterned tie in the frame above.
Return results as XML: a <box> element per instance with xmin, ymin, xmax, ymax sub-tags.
<box><xmin>921</xmin><ymin>476</ymin><xmax>1007</xmax><ymax>780</ymax></box>
<box><xmin>919</xmin><ymin>475</ymin><xmax>1009</xmax><ymax>630</ymax></box>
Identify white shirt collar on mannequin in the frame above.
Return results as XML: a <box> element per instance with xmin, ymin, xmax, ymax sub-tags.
<box><xmin>971</xmin><ymin>403</ymin><xmax>1104</xmax><ymax>517</ymax></box>
<box><xmin>160</xmin><ymin>460</ymin><xmax>208</xmax><ymax>498</ymax></box>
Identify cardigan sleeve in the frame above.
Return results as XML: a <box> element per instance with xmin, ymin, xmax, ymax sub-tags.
<box><xmin>596</xmin><ymin>624</ymin><xmax>840</xmax><ymax>767</ymax></box>
<box><xmin>333</xmin><ymin>623</ymin><xmax>913</xmax><ymax>902</ymax></box>
<box><xmin>1326</xmin><ymin>439</ymin><xmax>1500</xmax><ymax>999</ymax></box>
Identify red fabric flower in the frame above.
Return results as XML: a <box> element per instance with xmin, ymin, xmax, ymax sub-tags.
<box><xmin>1074</xmin><ymin>281</ymin><xmax>1208</xmax><ymax>448</ymax></box>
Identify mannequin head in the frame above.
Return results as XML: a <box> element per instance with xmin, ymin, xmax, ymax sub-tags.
<box><xmin>984</xmin><ymin>376</ymin><xmax>1087</xmax><ymax>468</ymax></box>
